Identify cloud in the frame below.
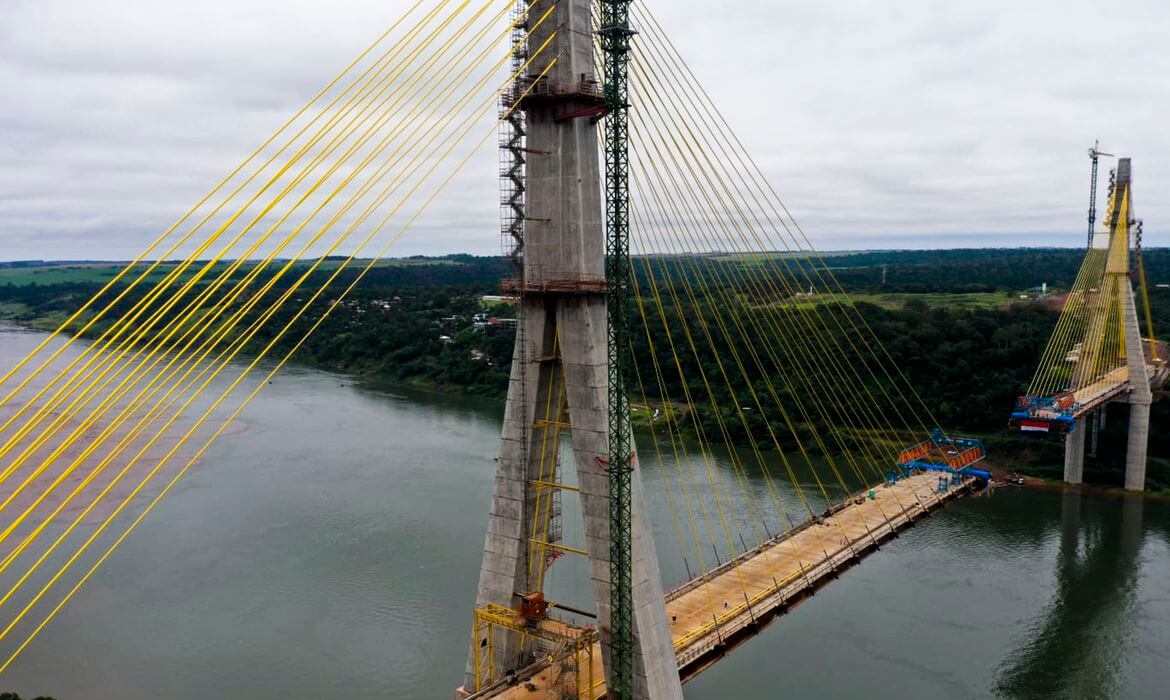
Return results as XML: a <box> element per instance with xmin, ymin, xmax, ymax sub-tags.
<box><xmin>1</xmin><ymin>0</ymin><xmax>1167</xmax><ymax>261</ymax></box>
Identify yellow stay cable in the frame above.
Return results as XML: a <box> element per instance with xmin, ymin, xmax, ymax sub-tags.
<box><xmin>630</xmin><ymin>181</ymin><xmax>895</xmax><ymax>554</ymax></box>
<box><xmin>0</xmin><ymin>24</ymin><xmax>539</xmax><ymax>572</ymax></box>
<box><xmin>627</xmin><ymin>236</ymin><xmax>752</xmax><ymax>591</ymax></box>
<box><xmin>636</xmin><ymin>26</ymin><xmax>964</xmax><ymax>526</ymax></box>
<box><xmin>1135</xmin><ymin>235</ymin><xmax>1159</xmax><ymax>361</ymax></box>
<box><xmin>1030</xmin><ymin>258</ymin><xmax>1101</xmax><ymax>395</ymax></box>
<box><xmin>0</xmin><ymin>54</ymin><xmax>563</xmax><ymax>661</ymax></box>
<box><xmin>628</xmin><ymin>229</ymin><xmax>775</xmax><ymax>549</ymax></box>
<box><xmin>629</xmin><ymin>108</ymin><xmax>891</xmax><ymax>494</ymax></box>
<box><xmin>634</xmin><ymin>198</ymin><xmax>866</xmax><ymax>600</ymax></box>
<box><xmin>1092</xmin><ymin>225</ymin><xmax>1129</xmax><ymax>386</ymax></box>
<box><xmin>627</xmin><ymin>92</ymin><xmax>891</xmax><ymax>495</ymax></box>
<box><xmin>631</xmin><ymin>191</ymin><xmax>832</xmax><ymax>524</ymax></box>
<box><xmin>631</xmin><ymin>19</ymin><xmax>931</xmax><ymax>536</ymax></box>
<box><xmin>629</xmin><ymin>26</ymin><xmax>936</xmax><ymax>466</ymax></box>
<box><xmin>0</xmin><ymin>0</ymin><xmax>509</xmax><ymax>504</ymax></box>
<box><xmin>631</xmin><ymin>4</ymin><xmax>931</xmax><ymax>554</ymax></box>
<box><xmin>1076</xmin><ymin>207</ymin><xmax>1128</xmax><ymax>393</ymax></box>
<box><xmin>631</xmin><ymin>104</ymin><xmax>931</xmax><ymax>524</ymax></box>
<box><xmin>627</xmin><ymin>331</ymin><xmax>731</xmax><ymax>641</ymax></box>
<box><xmin>631</xmin><ymin>222</ymin><xmax>856</xmax><ymax>634</ymax></box>
<box><xmin>0</xmin><ymin>0</ymin><xmax>510</xmax><ymax>472</ymax></box>
<box><xmin>0</xmin><ymin>0</ymin><xmax>471</xmax><ymax>470</ymax></box>
<box><xmin>630</xmin><ymin>247</ymin><xmax>759</xmax><ymax>632</ymax></box>
<box><xmin>0</xmin><ymin>0</ymin><xmax>449</xmax><ymax>425</ymax></box>
<box><xmin>591</xmin><ymin>41</ymin><xmax>718</xmax><ymax>589</ymax></box>
<box><xmin>628</xmin><ymin>145</ymin><xmax>919</xmax><ymax>529</ymax></box>
<box><xmin>635</xmin><ymin>3</ymin><xmax>938</xmax><ymax>441</ymax></box>
<box><xmin>630</xmin><ymin>261</ymin><xmax>719</xmax><ymax>552</ymax></box>
<box><xmin>629</xmin><ymin>274</ymin><xmax>716</xmax><ymax>576</ymax></box>
<box><xmin>1047</xmin><ymin>266</ymin><xmax>1106</xmax><ymax>394</ymax></box>
<box><xmin>1029</xmin><ymin>246</ymin><xmax>1109</xmax><ymax>394</ymax></box>
<box><xmin>0</xmin><ymin>8</ymin><xmax>556</xmax><ymax>562</ymax></box>
<box><xmin>633</xmin><ymin>6</ymin><xmax>947</xmax><ymax>441</ymax></box>
<box><xmin>636</xmin><ymin>17</ymin><xmax>865</xmax><ymax>618</ymax></box>
<box><xmin>0</xmin><ymin>0</ymin><xmax>435</xmax><ymax>404</ymax></box>
<box><xmin>628</xmin><ymin>340</ymin><xmax>692</xmax><ymax>577</ymax></box>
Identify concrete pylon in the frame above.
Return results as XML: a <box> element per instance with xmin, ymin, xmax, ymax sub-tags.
<box><xmin>1064</xmin><ymin>417</ymin><xmax>1085</xmax><ymax>484</ymax></box>
<box><xmin>1121</xmin><ymin>277</ymin><xmax>1152</xmax><ymax>491</ymax></box>
<box><xmin>464</xmin><ymin>1</ymin><xmax>683</xmax><ymax>697</ymax></box>
<box><xmin>1114</xmin><ymin>159</ymin><xmax>1153</xmax><ymax>492</ymax></box>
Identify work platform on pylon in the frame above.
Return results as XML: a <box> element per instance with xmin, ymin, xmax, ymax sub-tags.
<box><xmin>1011</xmin><ymin>338</ymin><xmax>1168</xmax><ymax>433</ymax></box>
<box><xmin>461</xmin><ymin>470</ymin><xmax>983</xmax><ymax>699</ymax></box>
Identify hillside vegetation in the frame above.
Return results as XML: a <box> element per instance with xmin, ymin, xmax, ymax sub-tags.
<box><xmin>1</xmin><ymin>248</ymin><xmax>1166</xmax><ymax>490</ymax></box>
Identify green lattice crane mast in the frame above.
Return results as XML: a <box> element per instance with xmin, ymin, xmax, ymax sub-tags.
<box><xmin>1087</xmin><ymin>141</ymin><xmax>1113</xmax><ymax>248</ymax></box>
<box><xmin>599</xmin><ymin>0</ymin><xmax>635</xmax><ymax>697</ymax></box>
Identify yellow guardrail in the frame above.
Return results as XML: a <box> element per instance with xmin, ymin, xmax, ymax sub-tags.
<box><xmin>671</xmin><ymin>568</ymin><xmax>805</xmax><ymax>650</ymax></box>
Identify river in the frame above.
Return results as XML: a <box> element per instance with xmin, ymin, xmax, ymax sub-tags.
<box><xmin>0</xmin><ymin>326</ymin><xmax>1167</xmax><ymax>699</ymax></box>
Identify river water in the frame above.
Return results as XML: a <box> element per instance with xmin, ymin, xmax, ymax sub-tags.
<box><xmin>0</xmin><ymin>327</ymin><xmax>1167</xmax><ymax>699</ymax></box>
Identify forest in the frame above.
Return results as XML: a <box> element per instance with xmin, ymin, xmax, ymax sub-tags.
<box><xmin>0</xmin><ymin>248</ymin><xmax>1166</xmax><ymax>490</ymax></box>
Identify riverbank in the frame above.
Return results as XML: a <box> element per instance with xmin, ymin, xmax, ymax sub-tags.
<box><xmin>987</xmin><ymin>463</ymin><xmax>1170</xmax><ymax>501</ymax></box>
<box><xmin>1</xmin><ymin>259</ymin><xmax>1166</xmax><ymax>495</ymax></box>
<box><xmin>5</xmin><ymin>313</ymin><xmax>1166</xmax><ymax>496</ymax></box>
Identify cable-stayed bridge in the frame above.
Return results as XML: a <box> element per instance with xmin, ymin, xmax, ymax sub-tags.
<box><xmin>0</xmin><ymin>1</ymin><xmax>1154</xmax><ymax>698</ymax></box>
<box><xmin>1010</xmin><ymin>157</ymin><xmax>1166</xmax><ymax>490</ymax></box>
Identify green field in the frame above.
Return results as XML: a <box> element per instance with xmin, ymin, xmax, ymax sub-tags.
<box><xmin>0</xmin><ymin>258</ymin><xmax>465</xmax><ymax>288</ymax></box>
<box><xmin>757</xmin><ymin>291</ymin><xmax>1020</xmax><ymax>312</ymax></box>
<box><xmin>0</xmin><ymin>261</ymin><xmax>217</xmax><ymax>286</ymax></box>
<box><xmin>845</xmin><ymin>291</ymin><xmax>1019</xmax><ymax>310</ymax></box>
<box><xmin>707</xmin><ymin>250</ymin><xmax>857</xmax><ymax>264</ymax></box>
<box><xmin>0</xmin><ymin>264</ymin><xmax>144</xmax><ymax>286</ymax></box>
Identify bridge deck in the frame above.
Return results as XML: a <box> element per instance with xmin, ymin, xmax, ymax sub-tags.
<box><xmin>473</xmin><ymin>471</ymin><xmax>970</xmax><ymax>699</ymax></box>
<box><xmin>1069</xmin><ymin>356</ymin><xmax>1168</xmax><ymax>417</ymax></box>
<box><xmin>1070</xmin><ymin>366</ymin><xmax>1130</xmax><ymax>414</ymax></box>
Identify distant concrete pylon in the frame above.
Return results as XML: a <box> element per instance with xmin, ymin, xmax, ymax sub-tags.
<box><xmin>1062</xmin><ymin>158</ymin><xmax>1153</xmax><ymax>491</ymax></box>
<box><xmin>463</xmin><ymin>1</ymin><xmax>683</xmax><ymax>698</ymax></box>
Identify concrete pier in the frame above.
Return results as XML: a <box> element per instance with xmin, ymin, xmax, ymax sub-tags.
<box><xmin>463</xmin><ymin>1</ymin><xmax>682</xmax><ymax>697</ymax></box>
<box><xmin>1125</xmin><ymin>403</ymin><xmax>1151</xmax><ymax>491</ymax></box>
<box><xmin>1121</xmin><ymin>275</ymin><xmax>1153</xmax><ymax>492</ymax></box>
<box><xmin>1064</xmin><ymin>417</ymin><xmax>1085</xmax><ymax>484</ymax></box>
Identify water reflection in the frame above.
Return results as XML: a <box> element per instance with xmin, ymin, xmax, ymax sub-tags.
<box><xmin>994</xmin><ymin>491</ymin><xmax>1144</xmax><ymax>699</ymax></box>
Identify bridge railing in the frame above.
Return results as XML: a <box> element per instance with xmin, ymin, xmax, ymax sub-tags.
<box><xmin>670</xmin><ymin>473</ymin><xmax>978</xmax><ymax>672</ymax></box>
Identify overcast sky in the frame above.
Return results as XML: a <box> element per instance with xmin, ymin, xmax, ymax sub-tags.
<box><xmin>1</xmin><ymin>0</ymin><xmax>1167</xmax><ymax>260</ymax></box>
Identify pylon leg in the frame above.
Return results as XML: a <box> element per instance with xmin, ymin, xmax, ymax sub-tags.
<box><xmin>465</xmin><ymin>306</ymin><xmax>554</xmax><ymax>684</ymax></box>
<box><xmin>1124</xmin><ymin>403</ymin><xmax>1150</xmax><ymax>491</ymax></box>
<box><xmin>1064</xmin><ymin>418</ymin><xmax>1085</xmax><ymax>484</ymax></box>
<box><xmin>557</xmin><ymin>299</ymin><xmax>682</xmax><ymax>699</ymax></box>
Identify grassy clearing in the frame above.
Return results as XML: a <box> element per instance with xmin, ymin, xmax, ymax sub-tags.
<box><xmin>0</xmin><ymin>262</ymin><xmax>203</xmax><ymax>286</ymax></box>
<box><xmin>0</xmin><ymin>258</ymin><xmax>466</xmax><ymax>288</ymax></box>
<box><xmin>630</xmin><ymin>401</ymin><xmax>685</xmax><ymax>428</ymax></box>
<box><xmin>306</xmin><ymin>258</ymin><xmax>465</xmax><ymax>272</ymax></box>
<box><xmin>479</xmin><ymin>297</ymin><xmax>514</xmax><ymax>310</ymax></box>
<box><xmin>0</xmin><ymin>265</ymin><xmax>132</xmax><ymax>285</ymax></box>
<box><xmin>847</xmin><ymin>292</ymin><xmax>1019</xmax><ymax>310</ymax></box>
<box><xmin>758</xmin><ymin>291</ymin><xmax>1022</xmax><ymax>311</ymax></box>
<box><xmin>0</xmin><ymin>302</ymin><xmax>31</xmax><ymax>317</ymax></box>
<box><xmin>708</xmin><ymin>250</ymin><xmax>857</xmax><ymax>265</ymax></box>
